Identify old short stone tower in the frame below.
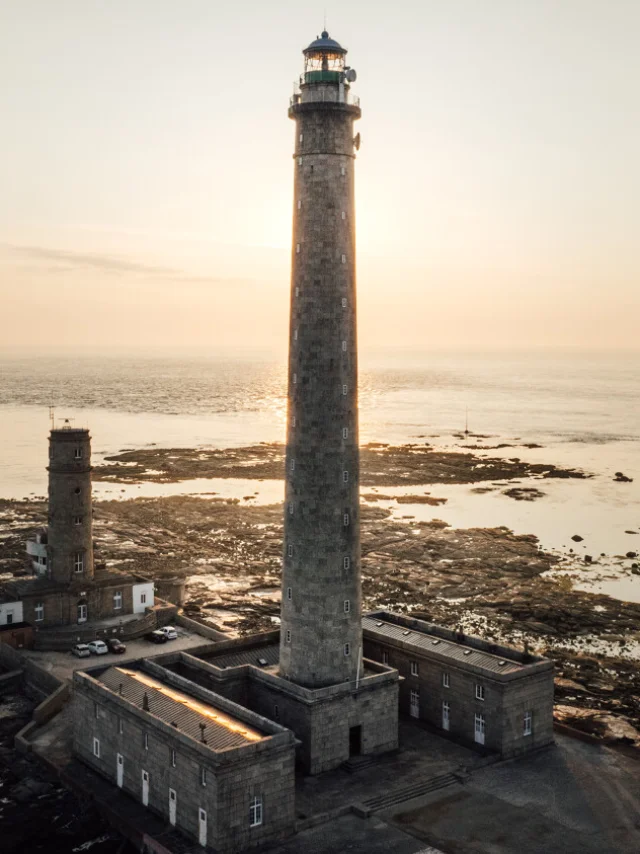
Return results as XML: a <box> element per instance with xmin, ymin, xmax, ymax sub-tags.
<box><xmin>47</xmin><ymin>423</ymin><xmax>94</xmax><ymax>584</ymax></box>
<box><xmin>280</xmin><ymin>32</ymin><xmax>363</xmax><ymax>688</ymax></box>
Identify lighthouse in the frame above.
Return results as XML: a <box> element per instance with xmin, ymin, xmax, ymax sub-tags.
<box><xmin>280</xmin><ymin>32</ymin><xmax>363</xmax><ymax>689</ymax></box>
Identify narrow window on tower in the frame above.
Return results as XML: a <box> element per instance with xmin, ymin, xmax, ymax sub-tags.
<box><xmin>342</xmin><ymin>341</ymin><xmax>347</xmax><ymax>351</ymax></box>
<box><xmin>287</xmin><ymin>587</ymin><xmax>292</xmax><ymax>600</ymax></box>
<box><xmin>341</xmin><ymin>298</ymin><xmax>347</xmax><ymax>308</ymax></box>
<box><xmin>74</xmin><ymin>448</ymin><xmax>82</xmax><ymax>459</ymax></box>
<box><xmin>295</xmin><ymin>287</ymin><xmax>299</xmax><ymax>297</ymax></box>
<box><xmin>288</xmin><ymin>502</ymin><xmax>293</xmax><ymax>515</ymax></box>
<box><xmin>74</xmin><ymin>516</ymin><xmax>82</xmax><ymax>525</ymax></box>
<box><xmin>292</xmin><ymin>416</ymin><xmax>296</xmax><ymax>427</ymax></box>
<box><xmin>343</xmin><ymin>471</ymin><xmax>349</xmax><ymax>483</ymax></box>
<box><xmin>344</xmin><ymin>643</ymin><xmax>350</xmax><ymax>656</ymax></box>
<box><xmin>343</xmin><ymin>428</ymin><xmax>348</xmax><ymax>439</ymax></box>
<box><xmin>344</xmin><ymin>513</ymin><xmax>350</xmax><ymax>527</ymax></box>
<box><xmin>288</xmin><ymin>544</ymin><xmax>293</xmax><ymax>557</ymax></box>
<box><xmin>342</xmin><ymin>384</ymin><xmax>347</xmax><ymax>395</ymax></box>
<box><xmin>286</xmin><ymin>630</ymin><xmax>291</xmax><ymax>643</ymax></box>
<box><xmin>341</xmin><ymin>211</ymin><xmax>346</xmax><ymax>220</ymax></box>
<box><xmin>298</xmin><ymin>157</ymin><xmax>302</xmax><ymax>166</ymax></box>
<box><xmin>274</xmin><ymin>704</ymin><xmax>279</xmax><ymax>720</ymax></box>
<box><xmin>296</xmin><ymin>244</ymin><xmax>300</xmax><ymax>254</ymax></box>
<box><xmin>343</xmin><ymin>557</ymin><xmax>350</xmax><ymax>570</ymax></box>
<box><xmin>341</xmin><ymin>166</ymin><xmax>346</xmax><ymax>176</ymax></box>
<box><xmin>290</xmin><ymin>459</ymin><xmax>295</xmax><ymax>472</ymax></box>
<box><xmin>293</xmin><ymin>373</ymin><xmax>297</xmax><ymax>384</ymax></box>
<box><xmin>297</xmin><ymin>200</ymin><xmax>302</xmax><ymax>209</ymax></box>
<box><xmin>341</xmin><ymin>254</ymin><xmax>346</xmax><ymax>264</ymax></box>
<box><xmin>294</xmin><ymin>328</ymin><xmax>298</xmax><ymax>340</ymax></box>
<box><xmin>299</xmin><ymin>133</ymin><xmax>303</xmax><ymax>142</ymax></box>
<box><xmin>344</xmin><ymin>600</ymin><xmax>350</xmax><ymax>613</ymax></box>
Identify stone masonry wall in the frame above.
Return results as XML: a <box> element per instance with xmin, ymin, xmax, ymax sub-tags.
<box><xmin>280</xmin><ymin>96</ymin><xmax>363</xmax><ymax>690</ymax></box>
<box><xmin>73</xmin><ymin>675</ymin><xmax>296</xmax><ymax>853</ymax></box>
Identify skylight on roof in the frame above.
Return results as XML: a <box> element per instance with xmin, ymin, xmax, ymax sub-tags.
<box><xmin>432</xmin><ymin>640</ymin><xmax>440</xmax><ymax>645</ymax></box>
<box><xmin>463</xmin><ymin>650</ymin><xmax>472</xmax><ymax>656</ymax></box>
<box><xmin>498</xmin><ymin>660</ymin><xmax>506</xmax><ymax>666</ymax></box>
<box><xmin>376</xmin><ymin>621</ymin><xmax>384</xmax><ymax>627</ymax></box>
<box><xmin>402</xmin><ymin>630</ymin><xmax>411</xmax><ymax>636</ymax></box>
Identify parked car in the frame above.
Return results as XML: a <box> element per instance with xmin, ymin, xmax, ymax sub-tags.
<box><xmin>146</xmin><ymin>630</ymin><xmax>168</xmax><ymax>644</ymax></box>
<box><xmin>158</xmin><ymin>626</ymin><xmax>178</xmax><ymax>640</ymax></box>
<box><xmin>87</xmin><ymin>640</ymin><xmax>109</xmax><ymax>655</ymax></box>
<box><xmin>106</xmin><ymin>638</ymin><xmax>127</xmax><ymax>654</ymax></box>
<box><xmin>72</xmin><ymin>643</ymin><xmax>91</xmax><ymax>658</ymax></box>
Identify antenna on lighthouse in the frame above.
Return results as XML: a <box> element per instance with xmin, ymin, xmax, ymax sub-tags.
<box><xmin>49</xmin><ymin>404</ymin><xmax>55</xmax><ymax>431</ymax></box>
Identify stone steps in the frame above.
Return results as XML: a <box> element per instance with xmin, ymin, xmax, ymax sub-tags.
<box><xmin>341</xmin><ymin>754</ymin><xmax>379</xmax><ymax>774</ymax></box>
<box><xmin>358</xmin><ymin>771</ymin><xmax>459</xmax><ymax>814</ymax></box>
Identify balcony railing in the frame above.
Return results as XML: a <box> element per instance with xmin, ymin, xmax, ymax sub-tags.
<box><xmin>290</xmin><ymin>89</ymin><xmax>360</xmax><ymax>108</ymax></box>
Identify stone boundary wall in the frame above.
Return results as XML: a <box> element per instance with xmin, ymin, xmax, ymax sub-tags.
<box><xmin>174</xmin><ymin>613</ymin><xmax>229</xmax><ymax>641</ymax></box>
<box><xmin>33</xmin><ymin>681</ymin><xmax>71</xmax><ymax>725</ymax></box>
<box><xmin>0</xmin><ymin>641</ymin><xmax>62</xmax><ymax>696</ymax></box>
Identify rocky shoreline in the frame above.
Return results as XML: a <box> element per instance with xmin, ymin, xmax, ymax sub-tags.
<box><xmin>1</xmin><ymin>441</ymin><xmax>638</xmax><ymax>745</ymax></box>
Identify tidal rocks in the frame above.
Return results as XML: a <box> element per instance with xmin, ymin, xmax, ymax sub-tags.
<box><xmin>571</xmin><ymin>534</ymin><xmax>584</xmax><ymax>542</ymax></box>
<box><xmin>614</xmin><ymin>472</ymin><xmax>633</xmax><ymax>482</ymax></box>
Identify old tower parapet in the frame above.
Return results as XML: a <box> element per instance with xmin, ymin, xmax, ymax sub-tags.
<box><xmin>47</xmin><ymin>423</ymin><xmax>94</xmax><ymax>584</ymax></box>
<box><xmin>280</xmin><ymin>32</ymin><xmax>362</xmax><ymax>689</ymax></box>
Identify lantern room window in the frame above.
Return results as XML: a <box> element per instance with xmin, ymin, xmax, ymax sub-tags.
<box><xmin>303</xmin><ymin>31</ymin><xmax>347</xmax><ymax>83</ymax></box>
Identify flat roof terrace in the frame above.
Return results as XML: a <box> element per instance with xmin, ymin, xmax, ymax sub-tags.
<box><xmin>363</xmin><ymin>611</ymin><xmax>552</xmax><ymax>679</ymax></box>
<box><xmin>99</xmin><ymin>665</ymin><xmax>265</xmax><ymax>749</ymax></box>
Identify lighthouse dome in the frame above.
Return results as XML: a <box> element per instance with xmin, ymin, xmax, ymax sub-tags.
<box><xmin>303</xmin><ymin>31</ymin><xmax>347</xmax><ymax>55</ymax></box>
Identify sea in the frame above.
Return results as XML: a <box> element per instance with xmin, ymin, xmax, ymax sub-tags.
<box><xmin>1</xmin><ymin>350</ymin><xmax>639</xmax><ymax>605</ymax></box>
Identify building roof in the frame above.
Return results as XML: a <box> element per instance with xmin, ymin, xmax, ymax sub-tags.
<box><xmin>100</xmin><ymin>666</ymin><xmax>265</xmax><ymax>750</ymax></box>
<box><xmin>304</xmin><ymin>31</ymin><xmax>347</xmax><ymax>55</ymax></box>
<box><xmin>199</xmin><ymin>642</ymin><xmax>280</xmax><ymax>670</ymax></box>
<box><xmin>363</xmin><ymin>615</ymin><xmax>527</xmax><ymax>675</ymax></box>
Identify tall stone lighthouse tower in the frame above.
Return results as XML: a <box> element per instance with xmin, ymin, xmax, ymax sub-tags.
<box><xmin>47</xmin><ymin>424</ymin><xmax>94</xmax><ymax>585</ymax></box>
<box><xmin>280</xmin><ymin>32</ymin><xmax>362</xmax><ymax>689</ymax></box>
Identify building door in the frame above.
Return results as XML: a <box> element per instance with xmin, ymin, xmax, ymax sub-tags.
<box><xmin>77</xmin><ymin>603</ymin><xmax>87</xmax><ymax>623</ymax></box>
<box><xmin>410</xmin><ymin>689</ymin><xmax>420</xmax><ymax>719</ymax></box>
<box><xmin>349</xmin><ymin>725</ymin><xmax>362</xmax><ymax>756</ymax></box>
<box><xmin>198</xmin><ymin>808</ymin><xmax>207</xmax><ymax>847</ymax></box>
<box><xmin>442</xmin><ymin>701</ymin><xmax>450</xmax><ymax>731</ymax></box>
<box><xmin>116</xmin><ymin>753</ymin><xmax>124</xmax><ymax>788</ymax></box>
<box><xmin>142</xmin><ymin>770</ymin><xmax>149</xmax><ymax>806</ymax></box>
<box><xmin>6</xmin><ymin>613</ymin><xmax>12</xmax><ymax>625</ymax></box>
<box><xmin>475</xmin><ymin>713</ymin><xmax>485</xmax><ymax>745</ymax></box>
<box><xmin>169</xmin><ymin>788</ymin><xmax>177</xmax><ymax>827</ymax></box>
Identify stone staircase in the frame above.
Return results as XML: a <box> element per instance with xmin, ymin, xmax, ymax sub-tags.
<box><xmin>355</xmin><ymin>771</ymin><xmax>459</xmax><ymax>816</ymax></box>
<box><xmin>341</xmin><ymin>754</ymin><xmax>380</xmax><ymax>774</ymax></box>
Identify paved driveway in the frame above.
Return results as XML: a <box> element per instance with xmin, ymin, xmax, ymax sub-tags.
<box><xmin>21</xmin><ymin>625</ymin><xmax>213</xmax><ymax>682</ymax></box>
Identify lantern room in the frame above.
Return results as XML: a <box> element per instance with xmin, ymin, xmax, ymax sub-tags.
<box><xmin>303</xmin><ymin>31</ymin><xmax>347</xmax><ymax>83</ymax></box>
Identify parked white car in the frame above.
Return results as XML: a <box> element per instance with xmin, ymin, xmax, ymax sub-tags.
<box><xmin>87</xmin><ymin>640</ymin><xmax>109</xmax><ymax>655</ymax></box>
<box><xmin>158</xmin><ymin>626</ymin><xmax>178</xmax><ymax>640</ymax></box>
<box><xmin>72</xmin><ymin>643</ymin><xmax>91</xmax><ymax>658</ymax></box>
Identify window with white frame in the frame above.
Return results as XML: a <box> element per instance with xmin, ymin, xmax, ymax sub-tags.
<box><xmin>74</xmin><ymin>515</ymin><xmax>82</xmax><ymax>525</ymax></box>
<box><xmin>113</xmin><ymin>591</ymin><xmax>122</xmax><ymax>610</ymax></box>
<box><xmin>74</xmin><ymin>552</ymin><xmax>84</xmax><ymax>573</ymax></box>
<box><xmin>299</xmin><ymin>133</ymin><xmax>303</xmax><ymax>142</ymax></box>
<box><xmin>475</xmin><ymin>684</ymin><xmax>485</xmax><ymax>701</ymax></box>
<box><xmin>342</xmin><ymin>384</ymin><xmax>347</xmax><ymax>395</ymax></box>
<box><xmin>35</xmin><ymin>602</ymin><xmax>44</xmax><ymax>622</ymax></box>
<box><xmin>294</xmin><ymin>328</ymin><xmax>298</xmax><ymax>340</ymax></box>
<box><xmin>201</xmin><ymin>767</ymin><xmax>207</xmax><ymax>787</ymax></box>
<box><xmin>292</xmin><ymin>415</ymin><xmax>296</xmax><ymax>427</ymax></box>
<box><xmin>297</xmin><ymin>200</ymin><xmax>302</xmax><ymax>209</ymax></box>
<box><xmin>410</xmin><ymin>661</ymin><xmax>419</xmax><ymax>676</ymax></box>
<box><xmin>293</xmin><ymin>373</ymin><xmax>297</xmax><ymax>384</ymax></box>
<box><xmin>38</xmin><ymin>556</ymin><xmax>46</xmax><ymax>565</ymax></box>
<box><xmin>295</xmin><ymin>287</ymin><xmax>299</xmax><ymax>297</ymax></box>
<box><xmin>140</xmin><ymin>593</ymin><xmax>147</xmax><ymax>604</ymax></box>
<box><xmin>443</xmin><ymin>672</ymin><xmax>450</xmax><ymax>688</ymax></box>
<box><xmin>523</xmin><ymin>711</ymin><xmax>533</xmax><ymax>736</ymax></box>
<box><xmin>341</xmin><ymin>211</ymin><xmax>346</xmax><ymax>220</ymax></box>
<box><xmin>382</xmin><ymin>650</ymin><xmax>389</xmax><ymax>665</ymax></box>
<box><xmin>343</xmin><ymin>557</ymin><xmax>350</xmax><ymax>570</ymax></box>
<box><xmin>341</xmin><ymin>298</ymin><xmax>347</xmax><ymax>308</ymax></box>
<box><xmin>93</xmin><ymin>737</ymin><xmax>100</xmax><ymax>758</ymax></box>
<box><xmin>344</xmin><ymin>599</ymin><xmax>350</xmax><ymax>613</ymax></box>
<box><xmin>287</xmin><ymin>544</ymin><xmax>293</xmax><ymax>557</ymax></box>
<box><xmin>341</xmin><ymin>254</ymin><xmax>346</xmax><ymax>264</ymax></box>
<box><xmin>290</xmin><ymin>459</ymin><xmax>295</xmax><ymax>472</ymax></box>
<box><xmin>341</xmin><ymin>166</ymin><xmax>346</xmax><ymax>176</ymax></box>
<box><xmin>342</xmin><ymin>341</ymin><xmax>347</xmax><ymax>351</ymax></box>
<box><xmin>74</xmin><ymin>448</ymin><xmax>82</xmax><ymax>459</ymax></box>
<box><xmin>344</xmin><ymin>643</ymin><xmax>350</xmax><ymax>656</ymax></box>
<box><xmin>171</xmin><ymin>748</ymin><xmax>176</xmax><ymax>767</ymax></box>
<box><xmin>296</xmin><ymin>243</ymin><xmax>300</xmax><ymax>254</ymax></box>
<box><xmin>249</xmin><ymin>796</ymin><xmax>263</xmax><ymax>827</ymax></box>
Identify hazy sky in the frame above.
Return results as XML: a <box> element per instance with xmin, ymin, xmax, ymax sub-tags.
<box><xmin>1</xmin><ymin>1</ymin><xmax>638</xmax><ymax>356</ymax></box>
